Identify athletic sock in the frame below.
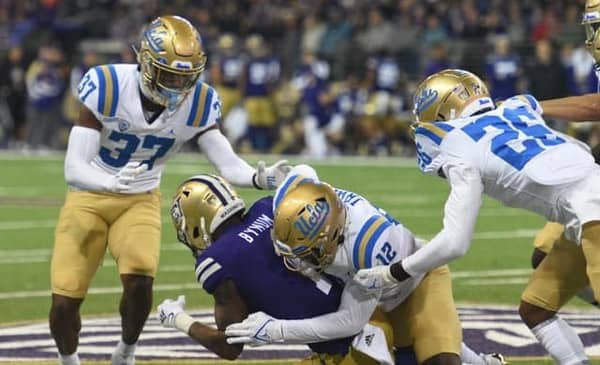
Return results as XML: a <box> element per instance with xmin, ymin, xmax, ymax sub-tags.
<box><xmin>58</xmin><ymin>352</ymin><xmax>80</xmax><ymax>365</ymax></box>
<box><xmin>531</xmin><ymin>316</ymin><xmax>589</xmax><ymax>365</ymax></box>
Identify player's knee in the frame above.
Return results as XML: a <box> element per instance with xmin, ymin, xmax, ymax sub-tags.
<box><xmin>121</xmin><ymin>274</ymin><xmax>153</xmax><ymax>297</ymax></box>
<box><xmin>530</xmin><ymin>248</ymin><xmax>547</xmax><ymax>269</ymax></box>
<box><xmin>49</xmin><ymin>294</ymin><xmax>82</xmax><ymax>329</ymax></box>
<box><xmin>421</xmin><ymin>352</ymin><xmax>460</xmax><ymax>365</ymax></box>
<box><xmin>518</xmin><ymin>300</ymin><xmax>555</xmax><ymax>328</ymax></box>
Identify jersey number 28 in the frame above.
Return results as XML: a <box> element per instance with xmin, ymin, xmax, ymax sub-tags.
<box><xmin>461</xmin><ymin>106</ymin><xmax>564</xmax><ymax>170</ymax></box>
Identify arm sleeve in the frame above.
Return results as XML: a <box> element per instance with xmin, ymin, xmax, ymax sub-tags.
<box><xmin>278</xmin><ymin>281</ymin><xmax>379</xmax><ymax>343</ymax></box>
<box><xmin>197</xmin><ymin>129</ymin><xmax>255</xmax><ymax>187</ymax></box>
<box><xmin>401</xmin><ymin>162</ymin><xmax>483</xmax><ymax>276</ymax></box>
<box><xmin>64</xmin><ymin>126</ymin><xmax>114</xmax><ymax>191</ymax></box>
<box><xmin>272</xmin><ymin>164</ymin><xmax>320</xmax><ymax>212</ymax></box>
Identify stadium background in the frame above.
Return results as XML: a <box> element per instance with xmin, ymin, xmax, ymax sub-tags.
<box><xmin>1</xmin><ymin>0</ymin><xmax>599</xmax><ymax>364</ymax></box>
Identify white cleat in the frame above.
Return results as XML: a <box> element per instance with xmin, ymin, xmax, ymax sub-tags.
<box><xmin>111</xmin><ymin>352</ymin><xmax>135</xmax><ymax>365</ymax></box>
<box><xmin>482</xmin><ymin>353</ymin><xmax>507</xmax><ymax>365</ymax></box>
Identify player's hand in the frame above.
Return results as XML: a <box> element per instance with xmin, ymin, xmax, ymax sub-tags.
<box><xmin>157</xmin><ymin>295</ymin><xmax>186</xmax><ymax>328</ymax></box>
<box><xmin>254</xmin><ymin>160</ymin><xmax>292</xmax><ymax>190</ymax></box>
<box><xmin>225</xmin><ymin>311</ymin><xmax>284</xmax><ymax>346</ymax></box>
<box><xmin>353</xmin><ymin>265</ymin><xmax>399</xmax><ymax>293</ymax></box>
<box><xmin>105</xmin><ymin>162</ymin><xmax>148</xmax><ymax>192</ymax></box>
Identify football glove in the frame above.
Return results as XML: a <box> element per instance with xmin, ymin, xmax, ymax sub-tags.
<box><xmin>105</xmin><ymin>162</ymin><xmax>148</xmax><ymax>193</ymax></box>
<box><xmin>157</xmin><ymin>295</ymin><xmax>195</xmax><ymax>333</ymax></box>
<box><xmin>253</xmin><ymin>160</ymin><xmax>292</xmax><ymax>190</ymax></box>
<box><xmin>225</xmin><ymin>311</ymin><xmax>284</xmax><ymax>346</ymax></box>
<box><xmin>353</xmin><ymin>265</ymin><xmax>399</xmax><ymax>293</ymax></box>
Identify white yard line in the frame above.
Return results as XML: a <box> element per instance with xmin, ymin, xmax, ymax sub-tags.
<box><xmin>0</xmin><ymin>283</ymin><xmax>201</xmax><ymax>300</ymax></box>
<box><xmin>0</xmin><ymin>267</ymin><xmax>534</xmax><ymax>299</ymax></box>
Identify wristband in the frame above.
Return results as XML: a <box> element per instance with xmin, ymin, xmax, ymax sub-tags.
<box><xmin>252</xmin><ymin>173</ymin><xmax>263</xmax><ymax>190</ymax></box>
<box><xmin>175</xmin><ymin>312</ymin><xmax>195</xmax><ymax>334</ymax></box>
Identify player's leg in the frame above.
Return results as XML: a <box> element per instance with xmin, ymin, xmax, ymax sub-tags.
<box><xmin>532</xmin><ymin>222</ymin><xmax>598</xmax><ymax>306</ymax></box>
<box><xmin>108</xmin><ymin>191</ymin><xmax>161</xmax><ymax>365</ymax></box>
<box><xmin>387</xmin><ymin>265</ymin><xmax>461</xmax><ymax>365</ymax></box>
<box><xmin>520</xmin><ymin>235</ymin><xmax>589</xmax><ymax>365</ymax></box>
<box><xmin>581</xmin><ymin>221</ymin><xmax>600</xmax><ymax>303</ymax></box>
<box><xmin>531</xmin><ymin>222</ymin><xmax>563</xmax><ymax>268</ymax></box>
<box><xmin>49</xmin><ymin>191</ymin><xmax>109</xmax><ymax>365</ymax></box>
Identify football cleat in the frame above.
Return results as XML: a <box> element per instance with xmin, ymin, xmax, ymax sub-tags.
<box><xmin>482</xmin><ymin>352</ymin><xmax>507</xmax><ymax>365</ymax></box>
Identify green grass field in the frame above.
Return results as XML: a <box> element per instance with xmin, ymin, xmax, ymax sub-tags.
<box><xmin>0</xmin><ymin>153</ymin><xmax>595</xmax><ymax>364</ymax></box>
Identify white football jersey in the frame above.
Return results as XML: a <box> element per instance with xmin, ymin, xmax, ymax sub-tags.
<box><xmin>415</xmin><ymin>95</ymin><xmax>595</xmax><ymax>224</ymax></box>
<box><xmin>274</xmin><ymin>173</ymin><xmax>424</xmax><ymax>312</ymax></box>
<box><xmin>76</xmin><ymin>64</ymin><xmax>221</xmax><ymax>193</ymax></box>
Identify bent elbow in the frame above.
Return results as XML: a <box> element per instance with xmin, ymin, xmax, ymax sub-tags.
<box><xmin>446</xmin><ymin>243</ymin><xmax>469</xmax><ymax>261</ymax></box>
<box><xmin>64</xmin><ymin>165</ymin><xmax>77</xmax><ymax>186</ymax></box>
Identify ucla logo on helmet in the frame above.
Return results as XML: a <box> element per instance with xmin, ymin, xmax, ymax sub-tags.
<box><xmin>415</xmin><ymin>88</ymin><xmax>438</xmax><ymax>115</ymax></box>
<box><xmin>294</xmin><ymin>200</ymin><xmax>330</xmax><ymax>240</ymax></box>
<box><xmin>172</xmin><ymin>60</ymin><xmax>192</xmax><ymax>70</ymax></box>
<box><xmin>145</xmin><ymin>21</ymin><xmax>167</xmax><ymax>52</ymax></box>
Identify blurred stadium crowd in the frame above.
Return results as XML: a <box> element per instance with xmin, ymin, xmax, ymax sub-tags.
<box><xmin>0</xmin><ymin>0</ymin><xmax>599</xmax><ymax>157</ymax></box>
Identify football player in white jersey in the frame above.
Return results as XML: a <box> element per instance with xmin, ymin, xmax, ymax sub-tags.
<box><xmin>224</xmin><ymin>165</ymin><xmax>506</xmax><ymax>365</ymax></box>
<box><xmin>48</xmin><ymin>16</ymin><xmax>290</xmax><ymax>365</ymax></box>
<box><xmin>352</xmin><ymin>69</ymin><xmax>600</xmax><ymax>364</ymax></box>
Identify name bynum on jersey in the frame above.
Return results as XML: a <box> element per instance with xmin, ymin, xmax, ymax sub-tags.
<box><xmin>76</xmin><ymin>63</ymin><xmax>222</xmax><ymax>193</ymax></box>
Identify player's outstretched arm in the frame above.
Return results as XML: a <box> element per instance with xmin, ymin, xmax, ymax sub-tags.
<box><xmin>157</xmin><ymin>280</ymin><xmax>247</xmax><ymax>360</ymax></box>
<box><xmin>197</xmin><ymin>129</ymin><xmax>291</xmax><ymax>189</ymax></box>
<box><xmin>401</xmin><ymin>163</ymin><xmax>483</xmax><ymax>277</ymax></box>
<box><xmin>540</xmin><ymin>94</ymin><xmax>600</xmax><ymax>122</ymax></box>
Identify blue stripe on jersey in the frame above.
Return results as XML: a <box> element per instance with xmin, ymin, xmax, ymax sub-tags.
<box><xmin>199</xmin><ymin>87</ymin><xmax>214</xmax><ymax>127</ymax></box>
<box><xmin>524</xmin><ymin>94</ymin><xmax>538</xmax><ymax>111</ymax></box>
<box><xmin>353</xmin><ymin>216</ymin><xmax>379</xmax><ymax>270</ymax></box>
<box><xmin>415</xmin><ymin>127</ymin><xmax>442</xmax><ymax>145</ymax></box>
<box><xmin>435</xmin><ymin>122</ymin><xmax>454</xmax><ymax>132</ymax></box>
<box><xmin>95</xmin><ymin>67</ymin><xmax>106</xmax><ymax>115</ymax></box>
<box><xmin>364</xmin><ymin>220</ymin><xmax>392</xmax><ymax>268</ymax></box>
<box><xmin>186</xmin><ymin>84</ymin><xmax>202</xmax><ymax>126</ymax></box>
<box><xmin>107</xmin><ymin>65</ymin><xmax>119</xmax><ymax>116</ymax></box>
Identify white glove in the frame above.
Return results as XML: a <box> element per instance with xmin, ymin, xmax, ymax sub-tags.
<box><xmin>225</xmin><ymin>311</ymin><xmax>284</xmax><ymax>346</ymax></box>
<box><xmin>254</xmin><ymin>160</ymin><xmax>292</xmax><ymax>190</ymax></box>
<box><xmin>105</xmin><ymin>162</ymin><xmax>148</xmax><ymax>192</ymax></box>
<box><xmin>157</xmin><ymin>295</ymin><xmax>195</xmax><ymax>333</ymax></box>
<box><xmin>353</xmin><ymin>266</ymin><xmax>398</xmax><ymax>294</ymax></box>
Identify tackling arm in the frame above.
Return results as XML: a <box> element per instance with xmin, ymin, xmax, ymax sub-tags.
<box><xmin>225</xmin><ymin>281</ymin><xmax>379</xmax><ymax>345</ymax></box>
<box><xmin>399</xmin><ymin>163</ymin><xmax>483</xmax><ymax>277</ymax></box>
<box><xmin>278</xmin><ymin>281</ymin><xmax>379</xmax><ymax>343</ymax></box>
<box><xmin>540</xmin><ymin>94</ymin><xmax>600</xmax><ymax>122</ymax></box>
